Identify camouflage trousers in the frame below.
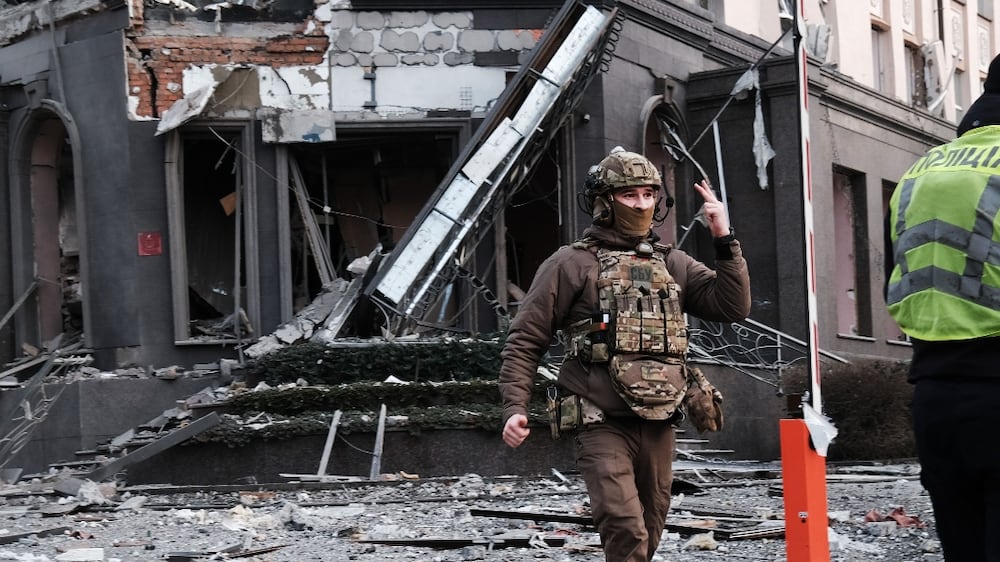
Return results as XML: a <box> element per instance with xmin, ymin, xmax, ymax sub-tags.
<box><xmin>573</xmin><ymin>416</ymin><xmax>675</xmax><ymax>562</ymax></box>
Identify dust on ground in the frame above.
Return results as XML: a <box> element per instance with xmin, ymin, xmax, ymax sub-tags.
<box><xmin>0</xmin><ymin>460</ymin><xmax>941</xmax><ymax>561</ymax></box>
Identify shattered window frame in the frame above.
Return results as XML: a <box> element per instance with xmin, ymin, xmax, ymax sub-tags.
<box><xmin>273</xmin><ymin>119</ymin><xmax>473</xmax><ymax>326</ymax></box>
<box><xmin>164</xmin><ymin>121</ymin><xmax>261</xmax><ymax>345</ymax></box>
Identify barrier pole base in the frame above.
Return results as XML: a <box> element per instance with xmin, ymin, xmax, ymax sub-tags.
<box><xmin>780</xmin><ymin>418</ymin><xmax>830</xmax><ymax>561</ymax></box>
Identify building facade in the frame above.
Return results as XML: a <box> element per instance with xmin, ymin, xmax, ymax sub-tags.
<box><xmin>0</xmin><ymin>0</ymin><xmax>984</xmax><ymax>460</ymax></box>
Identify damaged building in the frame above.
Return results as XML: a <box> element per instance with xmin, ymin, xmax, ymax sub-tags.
<box><xmin>0</xmin><ymin>0</ymin><xmax>981</xmax><ymax>478</ymax></box>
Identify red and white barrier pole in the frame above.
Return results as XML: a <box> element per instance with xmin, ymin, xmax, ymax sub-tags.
<box><xmin>781</xmin><ymin>1</ymin><xmax>830</xmax><ymax>559</ymax></box>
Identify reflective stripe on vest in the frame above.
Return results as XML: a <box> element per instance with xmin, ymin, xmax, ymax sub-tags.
<box><xmin>887</xmin><ymin>128</ymin><xmax>1000</xmax><ymax>340</ymax></box>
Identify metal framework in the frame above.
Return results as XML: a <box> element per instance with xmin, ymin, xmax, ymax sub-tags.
<box><xmin>363</xmin><ymin>1</ymin><xmax>623</xmax><ymax>334</ymax></box>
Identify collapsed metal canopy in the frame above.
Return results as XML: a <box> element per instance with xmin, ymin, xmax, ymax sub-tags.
<box><xmin>362</xmin><ymin>0</ymin><xmax>622</xmax><ymax>333</ymax></box>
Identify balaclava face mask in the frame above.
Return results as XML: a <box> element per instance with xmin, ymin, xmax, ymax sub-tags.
<box><xmin>612</xmin><ymin>198</ymin><xmax>654</xmax><ymax>237</ymax></box>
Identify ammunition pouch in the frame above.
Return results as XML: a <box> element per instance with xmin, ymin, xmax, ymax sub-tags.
<box><xmin>547</xmin><ymin>386</ymin><xmax>605</xmax><ymax>439</ymax></box>
<box><xmin>682</xmin><ymin>365</ymin><xmax>724</xmax><ymax>432</ymax></box>
<box><xmin>609</xmin><ymin>354</ymin><xmax>688</xmax><ymax>421</ymax></box>
<box><xmin>566</xmin><ymin>316</ymin><xmax>611</xmax><ymax>364</ymax></box>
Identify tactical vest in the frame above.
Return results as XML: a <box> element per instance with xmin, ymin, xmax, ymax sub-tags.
<box><xmin>887</xmin><ymin>125</ymin><xmax>1000</xmax><ymax>341</ymax></box>
<box><xmin>567</xmin><ymin>243</ymin><xmax>689</xmax><ymax>420</ymax></box>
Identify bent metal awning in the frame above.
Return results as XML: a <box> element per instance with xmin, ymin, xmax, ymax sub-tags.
<box><xmin>362</xmin><ymin>0</ymin><xmax>622</xmax><ymax>334</ymax></box>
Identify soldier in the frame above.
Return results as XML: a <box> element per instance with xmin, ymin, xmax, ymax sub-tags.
<box><xmin>499</xmin><ymin>147</ymin><xmax>751</xmax><ymax>562</ymax></box>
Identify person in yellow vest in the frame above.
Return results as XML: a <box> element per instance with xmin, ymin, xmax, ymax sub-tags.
<box><xmin>499</xmin><ymin>147</ymin><xmax>751</xmax><ymax>562</ymax></box>
<box><xmin>886</xmin><ymin>54</ymin><xmax>1000</xmax><ymax>562</ymax></box>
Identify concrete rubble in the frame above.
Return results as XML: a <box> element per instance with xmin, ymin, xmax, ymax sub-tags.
<box><xmin>0</xmin><ymin>462</ymin><xmax>941</xmax><ymax>561</ymax></box>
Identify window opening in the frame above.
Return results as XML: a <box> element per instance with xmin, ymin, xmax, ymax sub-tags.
<box><xmin>833</xmin><ymin>168</ymin><xmax>872</xmax><ymax>337</ymax></box>
<box><xmin>872</xmin><ymin>25</ymin><xmax>890</xmax><ymax>93</ymax></box>
<box><xmin>166</xmin><ymin>124</ymin><xmax>258</xmax><ymax>343</ymax></box>
<box><xmin>183</xmin><ymin>134</ymin><xmax>248</xmax><ymax>338</ymax></box>
<box><xmin>286</xmin><ymin>130</ymin><xmax>464</xmax><ymax>331</ymax></box>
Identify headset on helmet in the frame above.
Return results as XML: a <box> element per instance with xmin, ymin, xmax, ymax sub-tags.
<box><xmin>579</xmin><ymin>146</ymin><xmax>672</xmax><ymax>225</ymax></box>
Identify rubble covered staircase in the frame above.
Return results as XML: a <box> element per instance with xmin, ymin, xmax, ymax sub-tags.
<box><xmin>18</xmin><ymin>314</ymin><xmax>846</xmax><ymax>483</ymax></box>
<box><xmin>0</xmin><ymin>297</ymin><xmax>851</xmax><ymax>483</ymax></box>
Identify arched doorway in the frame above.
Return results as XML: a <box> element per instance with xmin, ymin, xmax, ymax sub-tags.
<box><xmin>640</xmin><ymin>97</ymin><xmax>685</xmax><ymax>247</ymax></box>
<box><xmin>10</xmin><ymin>107</ymin><xmax>83</xmax><ymax>354</ymax></box>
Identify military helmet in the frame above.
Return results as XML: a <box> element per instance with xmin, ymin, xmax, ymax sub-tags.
<box><xmin>582</xmin><ymin>147</ymin><xmax>661</xmax><ymax>222</ymax></box>
<box><xmin>584</xmin><ymin>147</ymin><xmax>661</xmax><ymax>202</ymax></box>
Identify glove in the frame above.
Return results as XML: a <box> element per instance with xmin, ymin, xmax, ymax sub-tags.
<box><xmin>683</xmin><ymin>366</ymin><xmax>724</xmax><ymax>433</ymax></box>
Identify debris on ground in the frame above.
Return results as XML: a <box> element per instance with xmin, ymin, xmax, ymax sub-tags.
<box><xmin>0</xmin><ymin>462</ymin><xmax>940</xmax><ymax>561</ymax></box>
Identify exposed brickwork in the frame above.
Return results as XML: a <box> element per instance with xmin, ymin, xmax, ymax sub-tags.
<box><xmin>128</xmin><ymin>0</ymin><xmax>144</xmax><ymax>32</ymax></box>
<box><xmin>123</xmin><ymin>8</ymin><xmax>542</xmax><ymax>120</ymax></box>
<box><xmin>126</xmin><ymin>34</ymin><xmax>329</xmax><ymax>118</ymax></box>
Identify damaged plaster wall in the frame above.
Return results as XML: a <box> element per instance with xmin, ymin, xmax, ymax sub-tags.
<box><xmin>126</xmin><ymin>4</ymin><xmax>542</xmax><ymax>123</ymax></box>
<box><xmin>0</xmin><ymin>0</ymin><xmax>110</xmax><ymax>46</ymax></box>
<box><xmin>126</xmin><ymin>33</ymin><xmax>329</xmax><ymax>120</ymax></box>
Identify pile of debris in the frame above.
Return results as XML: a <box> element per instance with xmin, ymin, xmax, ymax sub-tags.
<box><xmin>0</xmin><ymin>462</ymin><xmax>941</xmax><ymax>562</ymax></box>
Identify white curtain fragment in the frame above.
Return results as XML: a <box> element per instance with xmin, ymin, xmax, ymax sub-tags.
<box><xmin>730</xmin><ymin>69</ymin><xmax>775</xmax><ymax>190</ymax></box>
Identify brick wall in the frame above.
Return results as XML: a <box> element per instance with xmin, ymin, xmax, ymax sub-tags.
<box><xmin>126</xmin><ymin>7</ymin><xmax>542</xmax><ymax>119</ymax></box>
<box><xmin>127</xmin><ymin>34</ymin><xmax>329</xmax><ymax>117</ymax></box>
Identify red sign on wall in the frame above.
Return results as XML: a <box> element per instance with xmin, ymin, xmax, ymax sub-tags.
<box><xmin>138</xmin><ymin>231</ymin><xmax>162</xmax><ymax>256</ymax></box>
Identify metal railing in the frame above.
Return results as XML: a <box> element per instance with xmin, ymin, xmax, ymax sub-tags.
<box><xmin>687</xmin><ymin>317</ymin><xmax>849</xmax><ymax>387</ymax></box>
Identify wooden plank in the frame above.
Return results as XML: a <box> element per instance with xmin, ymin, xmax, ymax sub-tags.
<box><xmin>0</xmin><ymin>281</ymin><xmax>37</xmax><ymax>335</ymax></box>
<box><xmin>278</xmin><ymin>474</ymin><xmax>362</xmax><ymax>483</ymax></box>
<box><xmin>85</xmin><ymin>412</ymin><xmax>221</xmax><ymax>482</ymax></box>
<box><xmin>0</xmin><ymin>526</ymin><xmax>72</xmax><ymax>545</ymax></box>
<box><xmin>369</xmin><ymin>404</ymin><xmax>387</xmax><ymax>480</ymax></box>
<box><xmin>468</xmin><ymin>508</ymin><xmax>781</xmax><ymax>540</ymax></box>
<box><xmin>470</xmin><ymin>507</ymin><xmax>589</xmax><ymax>525</ymax></box>
<box><xmin>317</xmin><ymin>410</ymin><xmax>342</xmax><ymax>477</ymax></box>
<box><xmin>356</xmin><ymin>536</ymin><xmax>566</xmax><ymax>549</ymax></box>
<box><xmin>0</xmin><ymin>355</ymin><xmax>47</xmax><ymax>383</ymax></box>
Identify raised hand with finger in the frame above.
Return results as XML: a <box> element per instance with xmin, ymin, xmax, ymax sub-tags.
<box><xmin>693</xmin><ymin>179</ymin><xmax>731</xmax><ymax>238</ymax></box>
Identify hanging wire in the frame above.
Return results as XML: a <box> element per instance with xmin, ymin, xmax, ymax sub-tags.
<box><xmin>688</xmin><ymin>25</ymin><xmax>792</xmax><ymax>150</ymax></box>
<box><xmin>206</xmin><ymin>127</ymin><xmax>410</xmax><ymax>233</ymax></box>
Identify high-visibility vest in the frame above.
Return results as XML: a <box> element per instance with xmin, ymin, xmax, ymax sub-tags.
<box><xmin>887</xmin><ymin>125</ymin><xmax>1000</xmax><ymax>341</ymax></box>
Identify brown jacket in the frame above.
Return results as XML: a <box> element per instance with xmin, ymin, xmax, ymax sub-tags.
<box><xmin>499</xmin><ymin>225</ymin><xmax>751</xmax><ymax>422</ymax></box>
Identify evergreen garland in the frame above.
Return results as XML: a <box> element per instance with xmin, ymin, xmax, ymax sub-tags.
<box><xmin>240</xmin><ymin>338</ymin><xmax>505</xmax><ymax>386</ymax></box>
<box><xmin>204</xmin><ymin>336</ymin><xmax>562</xmax><ymax>448</ymax></box>
<box><xmin>195</xmin><ymin>403</ymin><xmax>550</xmax><ymax>448</ymax></box>
<box><xmin>227</xmin><ymin>379</ymin><xmax>550</xmax><ymax>415</ymax></box>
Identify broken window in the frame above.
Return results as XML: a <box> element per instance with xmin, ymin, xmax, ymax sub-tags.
<box><xmin>502</xmin><ymin>137</ymin><xmax>566</xmax><ymax>317</ymax></box>
<box><xmin>283</xmin><ymin>128</ymin><xmax>460</xmax><ymax>325</ymax></box>
<box><xmin>832</xmin><ymin>168</ymin><xmax>872</xmax><ymax>338</ymax></box>
<box><xmin>165</xmin><ymin>123</ymin><xmax>259</xmax><ymax>343</ymax></box>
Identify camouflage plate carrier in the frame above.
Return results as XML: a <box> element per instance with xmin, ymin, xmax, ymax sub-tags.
<box><xmin>567</xmin><ymin>242</ymin><xmax>690</xmax><ymax>420</ymax></box>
